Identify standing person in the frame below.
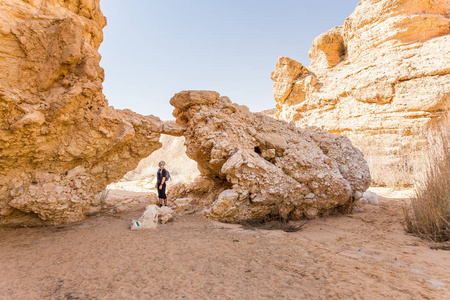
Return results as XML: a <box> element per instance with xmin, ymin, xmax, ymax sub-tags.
<box><xmin>156</xmin><ymin>161</ymin><xmax>168</xmax><ymax>207</ymax></box>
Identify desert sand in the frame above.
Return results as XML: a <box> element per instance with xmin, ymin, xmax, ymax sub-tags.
<box><xmin>1</xmin><ymin>190</ymin><xmax>448</xmax><ymax>300</ymax></box>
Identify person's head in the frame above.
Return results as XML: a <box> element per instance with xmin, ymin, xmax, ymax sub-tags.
<box><xmin>158</xmin><ymin>161</ymin><xmax>166</xmax><ymax>168</ymax></box>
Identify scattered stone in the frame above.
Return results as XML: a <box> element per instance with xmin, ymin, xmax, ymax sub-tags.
<box><xmin>359</xmin><ymin>191</ymin><xmax>378</xmax><ymax>205</ymax></box>
<box><xmin>131</xmin><ymin>205</ymin><xmax>175</xmax><ymax>230</ymax></box>
<box><xmin>173</xmin><ymin>198</ymin><xmax>198</xmax><ymax>215</ymax></box>
<box><xmin>352</xmin><ymin>206</ymin><xmax>364</xmax><ymax>213</ymax></box>
<box><xmin>426</xmin><ymin>278</ymin><xmax>446</xmax><ymax>290</ymax></box>
<box><xmin>159</xmin><ymin>206</ymin><xmax>175</xmax><ymax>224</ymax></box>
<box><xmin>131</xmin><ymin>205</ymin><xmax>160</xmax><ymax>230</ymax></box>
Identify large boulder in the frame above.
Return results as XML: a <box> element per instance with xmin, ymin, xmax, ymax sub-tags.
<box><xmin>0</xmin><ymin>1</ymin><xmax>181</xmax><ymax>226</ymax></box>
<box><xmin>271</xmin><ymin>0</ymin><xmax>450</xmax><ymax>178</ymax></box>
<box><xmin>169</xmin><ymin>91</ymin><xmax>371</xmax><ymax>222</ymax></box>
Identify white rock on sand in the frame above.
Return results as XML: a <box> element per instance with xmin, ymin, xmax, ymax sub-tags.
<box><xmin>131</xmin><ymin>205</ymin><xmax>175</xmax><ymax>230</ymax></box>
<box><xmin>359</xmin><ymin>191</ymin><xmax>378</xmax><ymax>205</ymax></box>
<box><xmin>159</xmin><ymin>206</ymin><xmax>175</xmax><ymax>224</ymax></box>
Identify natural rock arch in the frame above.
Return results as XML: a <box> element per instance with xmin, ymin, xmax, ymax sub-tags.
<box><xmin>0</xmin><ymin>1</ymin><xmax>371</xmax><ymax>226</ymax></box>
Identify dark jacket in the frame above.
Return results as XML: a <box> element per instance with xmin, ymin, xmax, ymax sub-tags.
<box><xmin>157</xmin><ymin>168</ymin><xmax>167</xmax><ymax>185</ymax></box>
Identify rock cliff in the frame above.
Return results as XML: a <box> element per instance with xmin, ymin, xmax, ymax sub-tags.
<box><xmin>169</xmin><ymin>91</ymin><xmax>371</xmax><ymax>222</ymax></box>
<box><xmin>0</xmin><ymin>1</ymin><xmax>182</xmax><ymax>226</ymax></box>
<box><xmin>272</xmin><ymin>0</ymin><xmax>450</xmax><ymax>175</ymax></box>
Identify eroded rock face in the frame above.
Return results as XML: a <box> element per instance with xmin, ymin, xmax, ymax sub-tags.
<box><xmin>272</xmin><ymin>0</ymin><xmax>450</xmax><ymax>158</ymax></box>
<box><xmin>0</xmin><ymin>1</ymin><xmax>178</xmax><ymax>226</ymax></box>
<box><xmin>169</xmin><ymin>91</ymin><xmax>371</xmax><ymax>222</ymax></box>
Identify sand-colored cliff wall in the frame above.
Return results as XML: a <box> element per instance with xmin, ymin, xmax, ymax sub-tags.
<box><xmin>272</xmin><ymin>0</ymin><xmax>450</xmax><ymax>185</ymax></box>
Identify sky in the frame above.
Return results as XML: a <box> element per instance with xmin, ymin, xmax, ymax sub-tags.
<box><xmin>99</xmin><ymin>0</ymin><xmax>360</xmax><ymax>120</ymax></box>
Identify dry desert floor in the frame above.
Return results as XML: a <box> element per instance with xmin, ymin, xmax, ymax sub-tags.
<box><xmin>1</xmin><ymin>189</ymin><xmax>449</xmax><ymax>300</ymax></box>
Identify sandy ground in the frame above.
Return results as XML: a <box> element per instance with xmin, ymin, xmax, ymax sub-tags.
<box><xmin>1</xmin><ymin>192</ymin><xmax>449</xmax><ymax>299</ymax></box>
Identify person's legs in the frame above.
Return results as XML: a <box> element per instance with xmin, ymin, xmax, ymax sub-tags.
<box><xmin>158</xmin><ymin>185</ymin><xmax>163</xmax><ymax>207</ymax></box>
<box><xmin>162</xmin><ymin>183</ymin><xmax>167</xmax><ymax>206</ymax></box>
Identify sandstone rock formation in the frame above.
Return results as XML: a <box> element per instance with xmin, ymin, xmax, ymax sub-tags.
<box><xmin>271</xmin><ymin>0</ymin><xmax>450</xmax><ymax>183</ymax></box>
<box><xmin>0</xmin><ymin>1</ymin><xmax>182</xmax><ymax>226</ymax></box>
<box><xmin>169</xmin><ymin>91</ymin><xmax>371</xmax><ymax>222</ymax></box>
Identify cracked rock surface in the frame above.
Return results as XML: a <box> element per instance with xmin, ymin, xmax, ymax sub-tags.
<box><xmin>0</xmin><ymin>1</ymin><xmax>181</xmax><ymax>226</ymax></box>
<box><xmin>272</xmin><ymin>0</ymin><xmax>450</xmax><ymax>155</ymax></box>
<box><xmin>169</xmin><ymin>91</ymin><xmax>371</xmax><ymax>222</ymax></box>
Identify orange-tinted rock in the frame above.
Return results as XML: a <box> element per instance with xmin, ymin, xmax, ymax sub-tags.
<box><xmin>0</xmin><ymin>1</ymin><xmax>172</xmax><ymax>225</ymax></box>
<box><xmin>272</xmin><ymin>0</ymin><xmax>450</xmax><ymax>162</ymax></box>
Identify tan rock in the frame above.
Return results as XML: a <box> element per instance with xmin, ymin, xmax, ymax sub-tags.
<box><xmin>131</xmin><ymin>205</ymin><xmax>160</xmax><ymax>230</ymax></box>
<box><xmin>359</xmin><ymin>191</ymin><xmax>378</xmax><ymax>205</ymax></box>
<box><xmin>172</xmin><ymin>197</ymin><xmax>197</xmax><ymax>214</ymax></box>
<box><xmin>0</xmin><ymin>1</ymin><xmax>166</xmax><ymax>226</ymax></box>
<box><xmin>270</xmin><ymin>57</ymin><xmax>303</xmax><ymax>104</ymax></box>
<box><xmin>308</xmin><ymin>26</ymin><xmax>345</xmax><ymax>69</ymax></box>
<box><xmin>169</xmin><ymin>91</ymin><xmax>371</xmax><ymax>223</ymax></box>
<box><xmin>158</xmin><ymin>206</ymin><xmax>175</xmax><ymax>224</ymax></box>
<box><xmin>169</xmin><ymin>90</ymin><xmax>220</xmax><ymax>111</ymax></box>
<box><xmin>162</xmin><ymin>120</ymin><xmax>186</xmax><ymax>136</ymax></box>
<box><xmin>272</xmin><ymin>0</ymin><xmax>450</xmax><ymax>185</ymax></box>
<box><xmin>130</xmin><ymin>205</ymin><xmax>175</xmax><ymax>230</ymax></box>
<box><xmin>207</xmin><ymin>189</ymin><xmax>240</xmax><ymax>219</ymax></box>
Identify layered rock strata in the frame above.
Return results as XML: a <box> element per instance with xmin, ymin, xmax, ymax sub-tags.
<box><xmin>169</xmin><ymin>91</ymin><xmax>371</xmax><ymax>222</ymax></box>
<box><xmin>272</xmin><ymin>0</ymin><xmax>450</xmax><ymax>161</ymax></box>
<box><xmin>0</xmin><ymin>1</ymin><xmax>182</xmax><ymax>226</ymax></box>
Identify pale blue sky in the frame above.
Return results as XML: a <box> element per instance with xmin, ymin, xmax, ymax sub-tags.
<box><xmin>99</xmin><ymin>0</ymin><xmax>360</xmax><ymax>120</ymax></box>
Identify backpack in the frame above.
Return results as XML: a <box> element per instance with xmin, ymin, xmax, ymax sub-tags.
<box><xmin>165</xmin><ymin>170</ymin><xmax>171</xmax><ymax>181</ymax></box>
